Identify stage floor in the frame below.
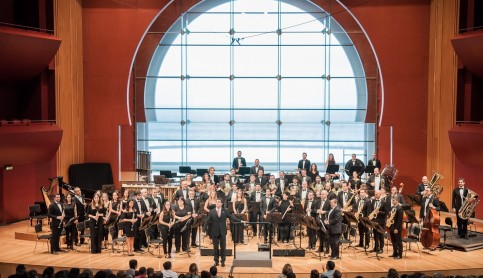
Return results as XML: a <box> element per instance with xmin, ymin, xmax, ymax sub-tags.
<box><xmin>1</xmin><ymin>218</ymin><xmax>483</xmax><ymax>278</ymax></box>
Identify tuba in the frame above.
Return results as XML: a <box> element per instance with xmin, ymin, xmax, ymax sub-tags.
<box><xmin>429</xmin><ymin>171</ymin><xmax>444</xmax><ymax>196</ymax></box>
<box><xmin>458</xmin><ymin>189</ymin><xmax>479</xmax><ymax>220</ymax></box>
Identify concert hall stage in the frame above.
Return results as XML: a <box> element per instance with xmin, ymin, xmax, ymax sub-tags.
<box><xmin>2</xmin><ymin>220</ymin><xmax>483</xmax><ymax>278</ymax></box>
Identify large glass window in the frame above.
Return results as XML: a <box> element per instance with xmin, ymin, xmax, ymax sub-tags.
<box><xmin>139</xmin><ymin>0</ymin><xmax>375</xmax><ymax>175</ymax></box>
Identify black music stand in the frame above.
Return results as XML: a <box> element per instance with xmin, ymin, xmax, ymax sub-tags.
<box><xmin>248</xmin><ymin>201</ymin><xmax>261</xmax><ymax>239</ymax></box>
<box><xmin>102</xmin><ymin>184</ymin><xmax>115</xmax><ymax>195</ymax></box>
<box><xmin>265</xmin><ymin>212</ymin><xmax>282</xmax><ymax>245</ymax></box>
<box><xmin>192</xmin><ymin>214</ymin><xmax>207</xmax><ymax>250</ymax></box>
<box><xmin>232</xmin><ymin>213</ymin><xmax>248</xmax><ymax>245</ymax></box>
<box><xmin>348</xmin><ymin>165</ymin><xmax>363</xmax><ymax>177</ymax></box>
<box><xmin>238</xmin><ymin>167</ymin><xmax>250</xmax><ymax>176</ymax></box>
<box><xmin>407</xmin><ymin>194</ymin><xmax>420</xmax><ymax>207</ymax></box>
<box><xmin>343</xmin><ymin>211</ymin><xmax>358</xmax><ymax>224</ymax></box>
<box><xmin>326</xmin><ymin>164</ymin><xmax>339</xmax><ymax>174</ymax></box>
<box><xmin>284</xmin><ymin>213</ymin><xmax>305</xmax><ymax>251</ymax></box>
<box><xmin>365</xmin><ymin>166</ymin><xmax>375</xmax><ymax>175</ymax></box>
<box><xmin>359</xmin><ymin>217</ymin><xmax>380</xmax><ymax>260</ymax></box>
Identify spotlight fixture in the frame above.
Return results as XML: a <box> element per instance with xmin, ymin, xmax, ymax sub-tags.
<box><xmin>4</xmin><ymin>164</ymin><xmax>13</xmax><ymax>171</ymax></box>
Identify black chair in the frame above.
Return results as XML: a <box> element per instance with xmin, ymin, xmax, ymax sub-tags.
<box><xmin>145</xmin><ymin>225</ymin><xmax>163</xmax><ymax>258</ymax></box>
<box><xmin>28</xmin><ymin>204</ymin><xmax>48</xmax><ymax>231</ymax></box>
<box><xmin>402</xmin><ymin>225</ymin><xmax>421</xmax><ymax>258</ymax></box>
<box><xmin>438</xmin><ymin>217</ymin><xmax>453</xmax><ymax>251</ymax></box>
<box><xmin>110</xmin><ymin>223</ymin><xmax>126</xmax><ymax>257</ymax></box>
<box><xmin>34</xmin><ymin>223</ymin><xmax>52</xmax><ymax>253</ymax></box>
<box><xmin>75</xmin><ymin>221</ymin><xmax>91</xmax><ymax>252</ymax></box>
<box><xmin>339</xmin><ymin>223</ymin><xmax>357</xmax><ymax>259</ymax></box>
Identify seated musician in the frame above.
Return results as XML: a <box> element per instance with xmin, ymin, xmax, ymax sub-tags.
<box><xmin>230</xmin><ymin>168</ymin><xmax>240</xmax><ymax>186</ymax></box>
<box><xmin>244</xmin><ymin>174</ymin><xmax>257</xmax><ymax>195</ymax></box>
<box><xmin>313</xmin><ymin>175</ymin><xmax>324</xmax><ymax>193</ymax></box>
<box><xmin>419</xmin><ymin>186</ymin><xmax>440</xmax><ymax>222</ymax></box>
<box><xmin>218</xmin><ymin>173</ymin><xmax>232</xmax><ymax>195</ymax></box>
<box><xmin>266</xmin><ymin>175</ymin><xmax>278</xmax><ymax>195</ymax></box>
<box><xmin>348</xmin><ymin>171</ymin><xmax>362</xmax><ymax>191</ymax></box>
<box><xmin>275</xmin><ymin>171</ymin><xmax>289</xmax><ymax>197</ymax></box>
<box><xmin>185</xmin><ymin>174</ymin><xmax>196</xmax><ymax>188</ymax></box>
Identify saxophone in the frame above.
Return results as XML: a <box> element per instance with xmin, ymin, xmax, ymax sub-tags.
<box><xmin>342</xmin><ymin>189</ymin><xmax>359</xmax><ymax>212</ymax></box>
<box><xmin>354</xmin><ymin>199</ymin><xmax>365</xmax><ymax>221</ymax></box>
<box><xmin>368</xmin><ymin>205</ymin><xmax>380</xmax><ymax>221</ymax></box>
<box><xmin>458</xmin><ymin>189</ymin><xmax>480</xmax><ymax>220</ymax></box>
<box><xmin>386</xmin><ymin>207</ymin><xmax>397</xmax><ymax>228</ymax></box>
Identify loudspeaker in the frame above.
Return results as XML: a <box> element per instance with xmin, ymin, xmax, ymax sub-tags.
<box><xmin>200</xmin><ymin>249</ymin><xmax>233</xmax><ymax>256</ymax></box>
<box><xmin>258</xmin><ymin>243</ymin><xmax>270</xmax><ymax>251</ymax></box>
<box><xmin>272</xmin><ymin>249</ymin><xmax>305</xmax><ymax>257</ymax></box>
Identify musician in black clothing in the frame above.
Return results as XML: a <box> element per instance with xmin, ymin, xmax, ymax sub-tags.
<box><xmin>369</xmin><ymin>190</ymin><xmax>387</xmax><ymax>253</ymax></box>
<box><xmin>344</xmin><ymin>154</ymin><xmax>365</xmax><ymax>177</ymax></box>
<box><xmin>355</xmin><ymin>189</ymin><xmax>371</xmax><ymax>249</ymax></box>
<box><xmin>367</xmin><ymin>153</ymin><xmax>381</xmax><ymax>169</ymax></box>
<box><xmin>133</xmin><ymin>191</ymin><xmax>148</xmax><ymax>252</ymax></box>
<box><xmin>304</xmin><ymin>191</ymin><xmax>317</xmax><ymax>249</ymax></box>
<box><xmin>324</xmin><ymin>198</ymin><xmax>342</xmax><ymax>260</ymax></box>
<box><xmin>452</xmin><ymin>178</ymin><xmax>470</xmax><ymax>238</ymax></box>
<box><xmin>158</xmin><ymin>201</ymin><xmax>175</xmax><ymax>258</ymax></box>
<box><xmin>63</xmin><ymin>194</ymin><xmax>77</xmax><ymax>250</ymax></box>
<box><xmin>261</xmin><ymin>188</ymin><xmax>276</xmax><ymax>243</ymax></box>
<box><xmin>249</xmin><ymin>184</ymin><xmax>263</xmax><ymax>236</ymax></box>
<box><xmin>87</xmin><ymin>193</ymin><xmax>105</xmax><ymax>254</ymax></box>
<box><xmin>73</xmin><ymin>187</ymin><xmax>86</xmax><ymax>245</ymax></box>
<box><xmin>277</xmin><ymin>192</ymin><xmax>293</xmax><ymax>243</ymax></box>
<box><xmin>315</xmin><ymin>190</ymin><xmax>331</xmax><ymax>253</ymax></box>
<box><xmin>232</xmin><ymin>150</ymin><xmax>247</xmax><ymax>172</ymax></box>
<box><xmin>337</xmin><ymin>182</ymin><xmax>354</xmax><ymax>239</ymax></box>
<box><xmin>419</xmin><ymin>187</ymin><xmax>440</xmax><ymax>222</ymax></box>
<box><xmin>173</xmin><ymin>198</ymin><xmax>192</xmax><ymax>253</ymax></box>
<box><xmin>186</xmin><ymin>189</ymin><xmax>200</xmax><ymax>247</ymax></box>
<box><xmin>275</xmin><ymin>171</ymin><xmax>289</xmax><ymax>197</ymax></box>
<box><xmin>389</xmin><ymin>197</ymin><xmax>403</xmax><ymax>259</ymax></box>
<box><xmin>175</xmin><ymin>181</ymin><xmax>190</xmax><ymax>200</ymax></box>
<box><xmin>48</xmin><ymin>194</ymin><xmax>64</xmax><ymax>254</ymax></box>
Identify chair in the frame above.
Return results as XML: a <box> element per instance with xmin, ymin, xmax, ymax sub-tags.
<box><xmin>402</xmin><ymin>225</ymin><xmax>421</xmax><ymax>258</ymax></box>
<box><xmin>145</xmin><ymin>225</ymin><xmax>163</xmax><ymax>258</ymax></box>
<box><xmin>76</xmin><ymin>221</ymin><xmax>91</xmax><ymax>252</ymax></box>
<box><xmin>339</xmin><ymin>223</ymin><xmax>357</xmax><ymax>259</ymax></box>
<box><xmin>28</xmin><ymin>204</ymin><xmax>47</xmax><ymax>231</ymax></box>
<box><xmin>468</xmin><ymin>220</ymin><xmax>477</xmax><ymax>237</ymax></box>
<box><xmin>110</xmin><ymin>224</ymin><xmax>127</xmax><ymax>257</ymax></box>
<box><xmin>438</xmin><ymin>217</ymin><xmax>453</xmax><ymax>251</ymax></box>
<box><xmin>34</xmin><ymin>223</ymin><xmax>52</xmax><ymax>253</ymax></box>
<box><xmin>444</xmin><ymin>217</ymin><xmax>457</xmax><ymax>235</ymax></box>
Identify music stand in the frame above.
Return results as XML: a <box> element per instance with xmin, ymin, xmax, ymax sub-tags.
<box><xmin>365</xmin><ymin>166</ymin><xmax>375</xmax><ymax>175</ymax></box>
<box><xmin>403</xmin><ymin>209</ymin><xmax>421</xmax><ymax>254</ymax></box>
<box><xmin>102</xmin><ymin>184</ymin><xmax>115</xmax><ymax>195</ymax></box>
<box><xmin>196</xmin><ymin>169</ymin><xmax>208</xmax><ymax>177</ymax></box>
<box><xmin>179</xmin><ymin>166</ymin><xmax>192</xmax><ymax>175</ymax></box>
<box><xmin>343</xmin><ymin>210</ymin><xmax>358</xmax><ymax>224</ymax></box>
<box><xmin>407</xmin><ymin>194</ymin><xmax>421</xmax><ymax>207</ymax></box>
<box><xmin>192</xmin><ymin>214</ymin><xmax>207</xmax><ymax>250</ymax></box>
<box><xmin>348</xmin><ymin>165</ymin><xmax>363</xmax><ymax>176</ymax></box>
<box><xmin>232</xmin><ymin>213</ymin><xmax>249</xmax><ymax>245</ymax></box>
<box><xmin>159</xmin><ymin>170</ymin><xmax>173</xmax><ymax>179</ymax></box>
<box><xmin>153</xmin><ymin>175</ymin><xmax>168</xmax><ymax>185</ymax></box>
<box><xmin>326</xmin><ymin>164</ymin><xmax>339</xmax><ymax>174</ymax></box>
<box><xmin>284</xmin><ymin>213</ymin><xmax>305</xmax><ymax>251</ymax></box>
<box><xmin>238</xmin><ymin>167</ymin><xmax>250</xmax><ymax>176</ymax></box>
<box><xmin>265</xmin><ymin>212</ymin><xmax>282</xmax><ymax>245</ymax></box>
<box><xmin>359</xmin><ymin>217</ymin><xmax>379</xmax><ymax>259</ymax></box>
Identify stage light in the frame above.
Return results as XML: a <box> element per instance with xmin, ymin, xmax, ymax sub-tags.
<box><xmin>4</xmin><ymin>164</ymin><xmax>13</xmax><ymax>171</ymax></box>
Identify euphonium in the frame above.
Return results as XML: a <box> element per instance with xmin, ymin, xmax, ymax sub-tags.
<box><xmin>458</xmin><ymin>189</ymin><xmax>479</xmax><ymax>220</ymax></box>
<box><xmin>429</xmin><ymin>171</ymin><xmax>444</xmax><ymax>196</ymax></box>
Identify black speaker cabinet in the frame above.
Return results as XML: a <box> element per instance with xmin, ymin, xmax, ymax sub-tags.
<box><xmin>272</xmin><ymin>249</ymin><xmax>306</xmax><ymax>257</ymax></box>
<box><xmin>200</xmin><ymin>249</ymin><xmax>233</xmax><ymax>256</ymax></box>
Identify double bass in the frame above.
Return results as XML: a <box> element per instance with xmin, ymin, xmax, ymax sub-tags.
<box><xmin>420</xmin><ymin>205</ymin><xmax>440</xmax><ymax>250</ymax></box>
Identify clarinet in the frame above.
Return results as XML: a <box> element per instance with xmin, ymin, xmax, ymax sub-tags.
<box><xmin>131</xmin><ymin>211</ymin><xmax>135</xmax><ymax>231</ymax></box>
<box><xmin>58</xmin><ymin>205</ymin><xmax>65</xmax><ymax>229</ymax></box>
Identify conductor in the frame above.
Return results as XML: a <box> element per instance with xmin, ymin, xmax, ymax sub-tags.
<box><xmin>202</xmin><ymin>198</ymin><xmax>245</xmax><ymax>267</ymax></box>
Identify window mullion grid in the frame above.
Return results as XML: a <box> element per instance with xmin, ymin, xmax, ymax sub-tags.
<box><xmin>277</xmin><ymin>0</ymin><xmax>282</xmax><ymax>172</ymax></box>
<box><xmin>229</xmin><ymin>0</ymin><xmax>235</xmax><ymax>160</ymax></box>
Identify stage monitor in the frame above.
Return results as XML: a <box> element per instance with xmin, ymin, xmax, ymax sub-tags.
<box><xmin>326</xmin><ymin>164</ymin><xmax>339</xmax><ymax>174</ymax></box>
<box><xmin>238</xmin><ymin>166</ymin><xmax>250</xmax><ymax>176</ymax></box>
<box><xmin>179</xmin><ymin>166</ymin><xmax>192</xmax><ymax>174</ymax></box>
<box><xmin>153</xmin><ymin>175</ymin><xmax>168</xmax><ymax>184</ymax></box>
<box><xmin>159</xmin><ymin>170</ymin><xmax>173</xmax><ymax>178</ymax></box>
<box><xmin>196</xmin><ymin>168</ymin><xmax>208</xmax><ymax>176</ymax></box>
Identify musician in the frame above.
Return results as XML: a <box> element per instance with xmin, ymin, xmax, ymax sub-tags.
<box><xmin>278</xmin><ymin>192</ymin><xmax>293</xmax><ymax>243</ymax></box>
<box><xmin>324</xmin><ymin>199</ymin><xmax>342</xmax><ymax>260</ymax></box>
<box><xmin>390</xmin><ymin>186</ymin><xmax>405</xmax><ymax>205</ymax></box>
<box><xmin>348</xmin><ymin>171</ymin><xmax>362</xmax><ymax>191</ymax></box>
<box><xmin>175</xmin><ymin>180</ymin><xmax>190</xmax><ymax>201</ymax></box>
<box><xmin>120</xmin><ymin>198</ymin><xmax>138</xmax><ymax>256</ymax></box>
<box><xmin>158</xmin><ymin>201</ymin><xmax>175</xmax><ymax>258</ymax></box>
<box><xmin>275</xmin><ymin>171</ymin><xmax>289</xmax><ymax>197</ymax></box>
<box><xmin>261</xmin><ymin>188</ymin><xmax>277</xmax><ymax>243</ymax></box>
<box><xmin>313</xmin><ymin>175</ymin><xmax>324</xmax><ymax>193</ymax></box>
<box><xmin>256</xmin><ymin>169</ymin><xmax>268</xmax><ymax>187</ymax></box>
<box><xmin>186</xmin><ymin>189</ymin><xmax>200</xmax><ymax>247</ymax></box>
<box><xmin>315</xmin><ymin>190</ymin><xmax>331</xmax><ymax>253</ymax></box>
<box><xmin>232</xmin><ymin>150</ymin><xmax>247</xmax><ymax>172</ymax></box>
<box><xmin>344</xmin><ymin>154</ymin><xmax>365</xmax><ymax>178</ymax></box>
<box><xmin>337</xmin><ymin>181</ymin><xmax>354</xmax><ymax>239</ymax></box>
<box><xmin>419</xmin><ymin>187</ymin><xmax>440</xmax><ymax>221</ymax></box>
<box><xmin>63</xmin><ymin>194</ymin><xmax>77</xmax><ymax>250</ymax></box>
<box><xmin>101</xmin><ymin>192</ymin><xmax>110</xmax><ymax>249</ymax></box>
<box><xmin>225</xmin><ymin>183</ymin><xmax>238</xmax><ymax>210</ymax></box>
<box><xmin>370</xmin><ymin>190</ymin><xmax>387</xmax><ymax>254</ymax></box>
<box><xmin>174</xmin><ymin>198</ymin><xmax>192</xmax><ymax>253</ymax></box>
<box><xmin>232</xmin><ymin>189</ymin><xmax>247</xmax><ymax>244</ymax></box>
<box><xmin>355</xmin><ymin>189</ymin><xmax>371</xmax><ymax>249</ymax></box>
<box><xmin>208</xmin><ymin>167</ymin><xmax>220</xmax><ymax>185</ymax></box>
<box><xmin>452</xmin><ymin>178</ymin><xmax>469</xmax><ymax>238</ymax></box>
<box><xmin>366</xmin><ymin>167</ymin><xmax>383</xmax><ymax>191</ymax></box>
<box><xmin>121</xmin><ymin>189</ymin><xmax>130</xmax><ymax>211</ymax></box>
<box><xmin>203</xmin><ymin>199</ymin><xmax>245</xmax><ymax>267</ymax></box>
<box><xmin>185</xmin><ymin>174</ymin><xmax>196</xmax><ymax>188</ymax></box>
<box><xmin>380</xmin><ymin>188</ymin><xmax>391</xmax><ymax>212</ymax></box>
<box><xmin>73</xmin><ymin>187</ymin><xmax>86</xmax><ymax>245</ymax></box>
<box><xmin>308</xmin><ymin>163</ymin><xmax>319</xmax><ymax>182</ymax></box>
<box><xmin>325</xmin><ymin>153</ymin><xmax>340</xmax><ymax>179</ymax></box>
<box><xmin>48</xmin><ymin>194</ymin><xmax>64</xmax><ymax>254</ymax></box>
<box><xmin>389</xmin><ymin>197</ymin><xmax>403</xmax><ymax>259</ymax></box>
<box><xmin>416</xmin><ymin>176</ymin><xmax>429</xmax><ymax>197</ymax></box>
<box><xmin>199</xmin><ymin>175</ymin><xmax>213</xmax><ymax>199</ymax></box>
<box><xmin>266</xmin><ymin>175</ymin><xmax>277</xmax><ymax>195</ymax></box>
<box><xmin>87</xmin><ymin>193</ymin><xmax>105</xmax><ymax>253</ymax></box>
<box><xmin>106</xmin><ymin>191</ymin><xmax>121</xmax><ymax>240</ymax></box>
<box><xmin>250</xmin><ymin>159</ymin><xmax>264</xmax><ymax>175</ymax></box>
<box><xmin>204</xmin><ymin>191</ymin><xmax>218</xmax><ymax>213</ymax></box>
<box><xmin>230</xmin><ymin>168</ymin><xmax>240</xmax><ymax>186</ymax></box>
<box><xmin>298</xmin><ymin>180</ymin><xmax>313</xmax><ymax>202</ymax></box>
<box><xmin>249</xmin><ymin>184</ymin><xmax>263</xmax><ymax>236</ymax></box>
<box><xmin>152</xmin><ymin>188</ymin><xmax>164</xmax><ymax>217</ymax></box>
<box><xmin>133</xmin><ymin>191</ymin><xmax>148</xmax><ymax>252</ymax></box>
<box><xmin>244</xmin><ymin>174</ymin><xmax>257</xmax><ymax>195</ymax></box>
<box><xmin>324</xmin><ymin>182</ymin><xmax>337</xmax><ymax>200</ymax></box>
<box><xmin>367</xmin><ymin>153</ymin><xmax>381</xmax><ymax>169</ymax></box>
<box><xmin>298</xmin><ymin>152</ymin><xmax>311</xmax><ymax>173</ymax></box>
<box><xmin>304</xmin><ymin>191</ymin><xmax>317</xmax><ymax>249</ymax></box>
<box><xmin>219</xmin><ymin>173</ymin><xmax>232</xmax><ymax>192</ymax></box>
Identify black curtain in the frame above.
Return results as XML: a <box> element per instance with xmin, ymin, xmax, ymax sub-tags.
<box><xmin>68</xmin><ymin>163</ymin><xmax>113</xmax><ymax>192</ymax></box>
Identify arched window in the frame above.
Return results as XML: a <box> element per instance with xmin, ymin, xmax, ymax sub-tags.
<box><xmin>139</xmin><ymin>0</ymin><xmax>375</xmax><ymax>174</ymax></box>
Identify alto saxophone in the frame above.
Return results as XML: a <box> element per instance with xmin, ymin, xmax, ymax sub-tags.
<box><xmin>386</xmin><ymin>207</ymin><xmax>397</xmax><ymax>228</ymax></box>
<box><xmin>354</xmin><ymin>199</ymin><xmax>364</xmax><ymax>221</ymax></box>
<box><xmin>368</xmin><ymin>206</ymin><xmax>380</xmax><ymax>221</ymax></box>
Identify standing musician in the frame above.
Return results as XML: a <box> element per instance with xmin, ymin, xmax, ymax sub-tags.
<box><xmin>366</xmin><ymin>167</ymin><xmax>383</xmax><ymax>191</ymax></box>
<box><xmin>133</xmin><ymin>191</ymin><xmax>148</xmax><ymax>252</ymax></box>
<box><xmin>101</xmin><ymin>192</ymin><xmax>110</xmax><ymax>249</ymax></box>
<box><xmin>250</xmin><ymin>159</ymin><xmax>264</xmax><ymax>175</ymax></box>
<box><xmin>261</xmin><ymin>188</ymin><xmax>277</xmax><ymax>244</ymax></box>
<box><xmin>204</xmin><ymin>191</ymin><xmax>218</xmax><ymax>213</ymax></box>
<box><xmin>344</xmin><ymin>154</ymin><xmax>365</xmax><ymax>178</ymax></box>
<box><xmin>202</xmin><ymin>199</ymin><xmax>245</xmax><ymax>267</ymax></box>
<box><xmin>249</xmin><ymin>184</ymin><xmax>263</xmax><ymax>237</ymax></box>
<box><xmin>337</xmin><ymin>181</ymin><xmax>354</xmax><ymax>239</ymax></box>
<box><xmin>369</xmin><ymin>190</ymin><xmax>387</xmax><ymax>253</ymax></box>
<box><xmin>225</xmin><ymin>183</ymin><xmax>238</xmax><ymax>210</ymax></box>
<box><xmin>419</xmin><ymin>187</ymin><xmax>440</xmax><ymax>222</ymax></box>
<box><xmin>232</xmin><ymin>150</ymin><xmax>247</xmax><ymax>172</ymax></box>
<box><xmin>120</xmin><ymin>198</ymin><xmax>138</xmax><ymax>256</ymax></box>
<box><xmin>121</xmin><ymin>189</ymin><xmax>130</xmax><ymax>211</ymax></box>
<box><xmin>63</xmin><ymin>193</ymin><xmax>77</xmax><ymax>250</ymax></box>
<box><xmin>308</xmin><ymin>163</ymin><xmax>320</xmax><ymax>182</ymax></box>
<box><xmin>348</xmin><ymin>171</ymin><xmax>362</xmax><ymax>191</ymax></box>
<box><xmin>367</xmin><ymin>153</ymin><xmax>382</xmax><ymax>169</ymax></box>
<box><xmin>452</xmin><ymin>178</ymin><xmax>469</xmax><ymax>239</ymax></box>
<box><xmin>278</xmin><ymin>192</ymin><xmax>293</xmax><ymax>243</ymax></box>
<box><xmin>186</xmin><ymin>189</ymin><xmax>200</xmax><ymax>247</ymax></box>
<box><xmin>416</xmin><ymin>176</ymin><xmax>430</xmax><ymax>197</ymax></box>
<box><xmin>305</xmin><ymin>191</ymin><xmax>317</xmax><ymax>249</ymax></box>
<box><xmin>298</xmin><ymin>152</ymin><xmax>311</xmax><ymax>173</ymax></box>
<box><xmin>389</xmin><ymin>197</ymin><xmax>403</xmax><ymax>259</ymax></box>
<box><xmin>355</xmin><ymin>189</ymin><xmax>371</xmax><ymax>249</ymax></box>
<box><xmin>158</xmin><ymin>201</ymin><xmax>175</xmax><ymax>258</ymax></box>
<box><xmin>87</xmin><ymin>193</ymin><xmax>105</xmax><ymax>254</ymax></box>
<box><xmin>324</xmin><ymin>199</ymin><xmax>342</xmax><ymax>260</ymax></box>
<box><xmin>315</xmin><ymin>190</ymin><xmax>331</xmax><ymax>253</ymax></box>
<box><xmin>230</xmin><ymin>168</ymin><xmax>240</xmax><ymax>187</ymax></box>
<box><xmin>298</xmin><ymin>180</ymin><xmax>313</xmax><ymax>202</ymax></box>
<box><xmin>48</xmin><ymin>194</ymin><xmax>64</xmax><ymax>255</ymax></box>
<box><xmin>198</xmin><ymin>174</ymin><xmax>213</xmax><ymax>198</ymax></box>
<box><xmin>107</xmin><ymin>191</ymin><xmax>122</xmax><ymax>240</ymax></box>
<box><xmin>275</xmin><ymin>171</ymin><xmax>289</xmax><ymax>198</ymax></box>
<box><xmin>73</xmin><ymin>187</ymin><xmax>86</xmax><ymax>246</ymax></box>
<box><xmin>151</xmin><ymin>187</ymin><xmax>165</xmax><ymax>238</ymax></box>
<box><xmin>175</xmin><ymin>180</ymin><xmax>190</xmax><ymax>201</ymax></box>
<box><xmin>390</xmin><ymin>186</ymin><xmax>405</xmax><ymax>205</ymax></box>
<box><xmin>173</xmin><ymin>198</ymin><xmax>192</xmax><ymax>253</ymax></box>
<box><xmin>232</xmin><ymin>189</ymin><xmax>247</xmax><ymax>244</ymax></box>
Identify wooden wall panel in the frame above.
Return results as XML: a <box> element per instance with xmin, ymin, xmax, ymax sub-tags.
<box><xmin>426</xmin><ymin>0</ymin><xmax>459</xmax><ymax>205</ymax></box>
<box><xmin>54</xmin><ymin>0</ymin><xmax>84</xmax><ymax>180</ymax></box>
